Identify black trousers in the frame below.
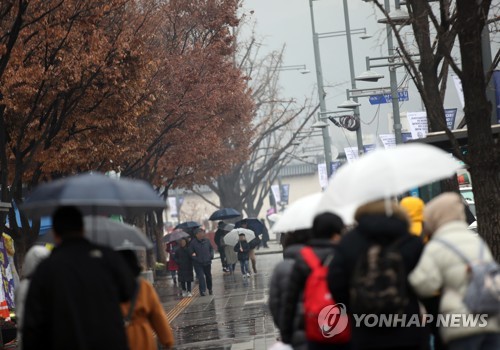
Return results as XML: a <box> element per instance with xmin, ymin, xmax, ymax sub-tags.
<box><xmin>193</xmin><ymin>264</ymin><xmax>212</xmax><ymax>293</ymax></box>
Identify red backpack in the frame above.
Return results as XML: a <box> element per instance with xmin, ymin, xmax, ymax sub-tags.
<box><xmin>301</xmin><ymin>246</ymin><xmax>351</xmax><ymax>344</ymax></box>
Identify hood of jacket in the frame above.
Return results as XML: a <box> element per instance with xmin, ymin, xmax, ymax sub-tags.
<box><xmin>424</xmin><ymin>192</ymin><xmax>466</xmax><ymax>234</ymax></box>
<box><xmin>355</xmin><ymin>200</ymin><xmax>410</xmax><ymax>242</ymax></box>
<box><xmin>23</xmin><ymin>245</ymin><xmax>51</xmax><ymax>278</ymax></box>
<box><xmin>400</xmin><ymin>197</ymin><xmax>424</xmax><ymax>236</ymax></box>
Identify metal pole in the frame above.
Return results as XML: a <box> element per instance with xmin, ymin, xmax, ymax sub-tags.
<box><xmin>343</xmin><ymin>0</ymin><xmax>364</xmax><ymax>155</ymax></box>
<box><xmin>481</xmin><ymin>25</ymin><xmax>498</xmax><ymax>125</ymax></box>
<box><xmin>309</xmin><ymin>0</ymin><xmax>333</xmax><ymax>177</ymax></box>
<box><xmin>385</xmin><ymin>0</ymin><xmax>403</xmax><ymax>144</ymax></box>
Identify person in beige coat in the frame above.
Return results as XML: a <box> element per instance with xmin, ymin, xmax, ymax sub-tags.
<box><xmin>409</xmin><ymin>192</ymin><xmax>500</xmax><ymax>350</ymax></box>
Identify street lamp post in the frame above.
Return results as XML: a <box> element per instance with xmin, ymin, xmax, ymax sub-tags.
<box><xmin>342</xmin><ymin>0</ymin><xmax>364</xmax><ymax>154</ymax></box>
<box><xmin>309</xmin><ymin>0</ymin><xmax>333</xmax><ymax>177</ymax></box>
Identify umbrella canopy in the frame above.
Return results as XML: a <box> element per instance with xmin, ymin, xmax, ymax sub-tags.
<box><xmin>175</xmin><ymin>221</ymin><xmax>201</xmax><ymax>230</ymax></box>
<box><xmin>209</xmin><ymin>208</ymin><xmax>241</xmax><ymax>221</ymax></box>
<box><xmin>272</xmin><ymin>193</ymin><xmax>323</xmax><ymax>233</ymax></box>
<box><xmin>235</xmin><ymin>218</ymin><xmax>266</xmax><ymax>236</ymax></box>
<box><xmin>223</xmin><ymin>228</ymin><xmax>255</xmax><ymax>247</ymax></box>
<box><xmin>316</xmin><ymin>143</ymin><xmax>462</xmax><ymax>223</ymax></box>
<box><xmin>37</xmin><ymin>216</ymin><xmax>153</xmax><ymax>250</ymax></box>
<box><xmin>163</xmin><ymin>229</ymin><xmax>190</xmax><ymax>243</ymax></box>
<box><xmin>22</xmin><ymin>172</ymin><xmax>166</xmax><ymax>218</ymax></box>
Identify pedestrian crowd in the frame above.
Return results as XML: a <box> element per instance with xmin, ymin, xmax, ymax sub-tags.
<box><xmin>269</xmin><ymin>192</ymin><xmax>500</xmax><ymax>350</ymax></box>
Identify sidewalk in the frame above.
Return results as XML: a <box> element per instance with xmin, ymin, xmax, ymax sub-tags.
<box><xmin>155</xmin><ymin>247</ymin><xmax>283</xmax><ymax>349</ymax></box>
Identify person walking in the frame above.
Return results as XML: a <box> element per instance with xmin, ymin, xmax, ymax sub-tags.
<box><xmin>174</xmin><ymin>238</ymin><xmax>194</xmax><ymax>297</ymax></box>
<box><xmin>222</xmin><ymin>224</ymin><xmax>237</xmax><ymax>274</ymax></box>
<box><xmin>214</xmin><ymin>221</ymin><xmax>229</xmax><ymax>272</ymax></box>
<box><xmin>189</xmin><ymin>228</ymin><xmax>214</xmax><ymax>296</ymax></box>
<box><xmin>15</xmin><ymin>245</ymin><xmax>51</xmax><ymax>350</ymax></box>
<box><xmin>234</xmin><ymin>233</ymin><xmax>250</xmax><ymax>277</ymax></box>
<box><xmin>119</xmin><ymin>250</ymin><xmax>174</xmax><ymax>350</ymax></box>
<box><xmin>269</xmin><ymin>229</ymin><xmax>312</xmax><ymax>350</ymax></box>
<box><xmin>22</xmin><ymin>206</ymin><xmax>135</xmax><ymax>350</ymax></box>
<box><xmin>327</xmin><ymin>200</ymin><xmax>428</xmax><ymax>350</ymax></box>
<box><xmin>240</xmin><ymin>219</ymin><xmax>259</xmax><ymax>273</ymax></box>
<box><xmin>166</xmin><ymin>241</ymin><xmax>179</xmax><ymax>285</ymax></box>
<box><xmin>281</xmin><ymin>213</ymin><xmax>347</xmax><ymax>350</ymax></box>
<box><xmin>409</xmin><ymin>192</ymin><xmax>500</xmax><ymax>350</ymax></box>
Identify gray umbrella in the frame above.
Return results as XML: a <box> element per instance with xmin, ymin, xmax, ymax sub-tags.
<box><xmin>163</xmin><ymin>229</ymin><xmax>190</xmax><ymax>243</ymax></box>
<box><xmin>22</xmin><ymin>172</ymin><xmax>166</xmax><ymax>218</ymax></box>
<box><xmin>35</xmin><ymin>216</ymin><xmax>153</xmax><ymax>250</ymax></box>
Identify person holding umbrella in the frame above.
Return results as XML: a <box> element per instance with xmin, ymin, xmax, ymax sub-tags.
<box><xmin>22</xmin><ymin>206</ymin><xmax>135</xmax><ymax>350</ymax></box>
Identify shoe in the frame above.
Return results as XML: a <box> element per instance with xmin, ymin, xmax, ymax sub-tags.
<box><xmin>242</xmin><ymin>275</ymin><xmax>247</xmax><ymax>279</ymax></box>
<box><xmin>187</xmin><ymin>292</ymin><xmax>192</xmax><ymax>297</ymax></box>
<box><xmin>181</xmin><ymin>291</ymin><xmax>187</xmax><ymax>297</ymax></box>
<box><xmin>209</xmin><ymin>290</ymin><xmax>213</xmax><ymax>295</ymax></box>
<box><xmin>200</xmin><ymin>292</ymin><xmax>206</xmax><ymax>296</ymax></box>
<box><xmin>246</xmin><ymin>273</ymin><xmax>251</xmax><ymax>277</ymax></box>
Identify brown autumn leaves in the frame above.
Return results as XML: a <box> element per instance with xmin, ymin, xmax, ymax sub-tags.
<box><xmin>0</xmin><ymin>0</ymin><xmax>254</xmax><ymax>193</ymax></box>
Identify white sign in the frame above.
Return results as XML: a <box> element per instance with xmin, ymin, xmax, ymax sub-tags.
<box><xmin>318</xmin><ymin>163</ymin><xmax>328</xmax><ymax>189</ymax></box>
<box><xmin>379</xmin><ymin>134</ymin><xmax>396</xmax><ymax>149</ymax></box>
<box><xmin>271</xmin><ymin>184</ymin><xmax>281</xmax><ymax>204</ymax></box>
<box><xmin>407</xmin><ymin>111</ymin><xmax>429</xmax><ymax>139</ymax></box>
<box><xmin>452</xmin><ymin>75</ymin><xmax>465</xmax><ymax>108</ymax></box>
<box><xmin>344</xmin><ymin>147</ymin><xmax>359</xmax><ymax>163</ymax></box>
<box><xmin>167</xmin><ymin>197</ymin><xmax>178</xmax><ymax>217</ymax></box>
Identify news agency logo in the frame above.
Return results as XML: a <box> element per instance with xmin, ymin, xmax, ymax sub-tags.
<box><xmin>317</xmin><ymin>303</ymin><xmax>349</xmax><ymax>338</ymax></box>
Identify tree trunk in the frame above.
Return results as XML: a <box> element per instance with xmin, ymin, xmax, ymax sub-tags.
<box><xmin>456</xmin><ymin>0</ymin><xmax>500</xmax><ymax>259</ymax></box>
<box><xmin>154</xmin><ymin>209</ymin><xmax>166</xmax><ymax>264</ymax></box>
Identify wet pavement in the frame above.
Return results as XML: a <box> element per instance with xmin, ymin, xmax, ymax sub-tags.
<box><xmin>155</xmin><ymin>243</ymin><xmax>283</xmax><ymax>349</ymax></box>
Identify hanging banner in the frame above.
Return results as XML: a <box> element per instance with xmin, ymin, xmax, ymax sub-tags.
<box><xmin>280</xmin><ymin>184</ymin><xmax>290</xmax><ymax>205</ymax></box>
<box><xmin>493</xmin><ymin>70</ymin><xmax>500</xmax><ymax>123</ymax></box>
<box><xmin>0</xmin><ymin>235</ymin><xmax>15</xmax><ymax>310</ymax></box>
<box><xmin>452</xmin><ymin>75</ymin><xmax>465</xmax><ymax>108</ymax></box>
<box><xmin>344</xmin><ymin>147</ymin><xmax>359</xmax><ymax>163</ymax></box>
<box><xmin>363</xmin><ymin>144</ymin><xmax>377</xmax><ymax>154</ymax></box>
<box><xmin>167</xmin><ymin>197</ymin><xmax>178</xmax><ymax>217</ymax></box>
<box><xmin>407</xmin><ymin>111</ymin><xmax>429</xmax><ymax>139</ymax></box>
<box><xmin>445</xmin><ymin>108</ymin><xmax>457</xmax><ymax>130</ymax></box>
<box><xmin>271</xmin><ymin>184</ymin><xmax>281</xmax><ymax>204</ymax></box>
<box><xmin>379</xmin><ymin>134</ymin><xmax>396</xmax><ymax>149</ymax></box>
<box><xmin>318</xmin><ymin>163</ymin><xmax>328</xmax><ymax>189</ymax></box>
<box><xmin>330</xmin><ymin>161</ymin><xmax>342</xmax><ymax>177</ymax></box>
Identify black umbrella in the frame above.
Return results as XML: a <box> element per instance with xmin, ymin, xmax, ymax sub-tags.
<box><xmin>22</xmin><ymin>172</ymin><xmax>166</xmax><ymax>218</ymax></box>
<box><xmin>175</xmin><ymin>221</ymin><xmax>201</xmax><ymax>230</ymax></box>
<box><xmin>163</xmin><ymin>229</ymin><xmax>190</xmax><ymax>243</ymax></box>
<box><xmin>235</xmin><ymin>218</ymin><xmax>266</xmax><ymax>236</ymax></box>
<box><xmin>209</xmin><ymin>208</ymin><xmax>241</xmax><ymax>221</ymax></box>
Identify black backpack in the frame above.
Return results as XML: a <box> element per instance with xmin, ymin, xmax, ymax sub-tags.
<box><xmin>349</xmin><ymin>236</ymin><xmax>410</xmax><ymax>315</ymax></box>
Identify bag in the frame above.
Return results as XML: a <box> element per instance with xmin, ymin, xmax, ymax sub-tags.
<box><xmin>435</xmin><ymin>238</ymin><xmax>500</xmax><ymax>314</ymax></box>
<box><xmin>301</xmin><ymin>247</ymin><xmax>350</xmax><ymax>343</ymax></box>
<box><xmin>350</xmin><ymin>237</ymin><xmax>409</xmax><ymax>315</ymax></box>
<box><xmin>124</xmin><ymin>278</ymin><xmax>141</xmax><ymax>327</ymax></box>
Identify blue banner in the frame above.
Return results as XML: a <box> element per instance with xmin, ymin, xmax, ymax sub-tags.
<box><xmin>369</xmin><ymin>89</ymin><xmax>409</xmax><ymax>105</ymax></box>
<box><xmin>445</xmin><ymin>108</ymin><xmax>457</xmax><ymax>130</ymax></box>
<box><xmin>493</xmin><ymin>70</ymin><xmax>500</xmax><ymax>123</ymax></box>
<box><xmin>363</xmin><ymin>144</ymin><xmax>377</xmax><ymax>153</ymax></box>
<box><xmin>330</xmin><ymin>161</ymin><xmax>342</xmax><ymax>177</ymax></box>
<box><xmin>0</xmin><ymin>237</ymin><xmax>15</xmax><ymax>309</ymax></box>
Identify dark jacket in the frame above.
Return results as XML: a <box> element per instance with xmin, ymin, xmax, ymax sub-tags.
<box><xmin>23</xmin><ymin>238</ymin><xmax>135</xmax><ymax>350</ymax></box>
<box><xmin>173</xmin><ymin>246</ymin><xmax>194</xmax><ymax>282</ymax></box>
<box><xmin>280</xmin><ymin>239</ymin><xmax>336</xmax><ymax>345</ymax></box>
<box><xmin>189</xmin><ymin>238</ymin><xmax>214</xmax><ymax>266</ymax></box>
<box><xmin>214</xmin><ymin>228</ymin><xmax>225</xmax><ymax>249</ymax></box>
<box><xmin>234</xmin><ymin>240</ymin><xmax>250</xmax><ymax>261</ymax></box>
<box><xmin>269</xmin><ymin>245</ymin><xmax>307</xmax><ymax>350</ymax></box>
<box><xmin>327</xmin><ymin>201</ymin><xmax>427</xmax><ymax>350</ymax></box>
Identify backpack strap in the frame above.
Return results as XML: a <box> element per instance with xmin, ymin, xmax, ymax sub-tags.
<box><xmin>301</xmin><ymin>246</ymin><xmax>332</xmax><ymax>269</ymax></box>
<box><xmin>433</xmin><ymin>238</ymin><xmax>471</xmax><ymax>265</ymax></box>
<box><xmin>124</xmin><ymin>277</ymin><xmax>141</xmax><ymax>326</ymax></box>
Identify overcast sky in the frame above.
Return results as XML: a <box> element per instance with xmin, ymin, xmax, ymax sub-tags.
<box><xmin>239</xmin><ymin>0</ymin><xmax>493</xmax><ymax>154</ymax></box>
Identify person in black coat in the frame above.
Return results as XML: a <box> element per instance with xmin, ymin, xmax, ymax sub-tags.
<box><xmin>189</xmin><ymin>228</ymin><xmax>214</xmax><ymax>296</ymax></box>
<box><xmin>173</xmin><ymin>238</ymin><xmax>194</xmax><ymax>297</ymax></box>
<box><xmin>23</xmin><ymin>206</ymin><xmax>135</xmax><ymax>350</ymax></box>
<box><xmin>214</xmin><ymin>221</ymin><xmax>229</xmax><ymax>272</ymax></box>
<box><xmin>269</xmin><ymin>229</ymin><xmax>311</xmax><ymax>350</ymax></box>
<box><xmin>234</xmin><ymin>234</ymin><xmax>250</xmax><ymax>277</ymax></box>
<box><xmin>327</xmin><ymin>200</ymin><xmax>429</xmax><ymax>350</ymax></box>
<box><xmin>281</xmin><ymin>213</ymin><xmax>346</xmax><ymax>350</ymax></box>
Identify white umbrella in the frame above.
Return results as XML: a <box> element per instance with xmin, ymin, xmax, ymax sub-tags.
<box><xmin>317</xmin><ymin>143</ymin><xmax>462</xmax><ymax>223</ymax></box>
<box><xmin>267</xmin><ymin>213</ymin><xmax>281</xmax><ymax>223</ymax></box>
<box><xmin>223</xmin><ymin>228</ymin><xmax>255</xmax><ymax>247</ymax></box>
<box><xmin>272</xmin><ymin>193</ymin><xmax>323</xmax><ymax>233</ymax></box>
